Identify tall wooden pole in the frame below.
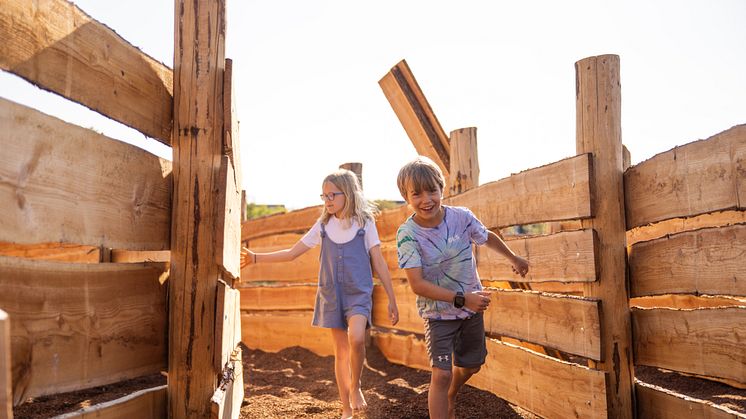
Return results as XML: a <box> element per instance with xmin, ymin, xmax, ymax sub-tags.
<box><xmin>170</xmin><ymin>0</ymin><xmax>226</xmax><ymax>417</ymax></box>
<box><xmin>339</xmin><ymin>162</ymin><xmax>363</xmax><ymax>189</ymax></box>
<box><xmin>575</xmin><ymin>54</ymin><xmax>634</xmax><ymax>418</ymax></box>
<box><xmin>448</xmin><ymin>127</ymin><xmax>479</xmax><ymax>196</ymax></box>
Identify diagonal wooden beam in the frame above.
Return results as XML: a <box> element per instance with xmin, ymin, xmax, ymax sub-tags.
<box><xmin>379</xmin><ymin>59</ymin><xmax>450</xmax><ymax>176</ymax></box>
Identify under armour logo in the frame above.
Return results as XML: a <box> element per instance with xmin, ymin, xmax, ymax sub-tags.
<box><xmin>437</xmin><ymin>355</ymin><xmax>450</xmax><ymax>362</ymax></box>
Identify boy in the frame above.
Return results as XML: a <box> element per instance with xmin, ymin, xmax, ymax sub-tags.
<box><xmin>395</xmin><ymin>156</ymin><xmax>529</xmax><ymax>419</ymax></box>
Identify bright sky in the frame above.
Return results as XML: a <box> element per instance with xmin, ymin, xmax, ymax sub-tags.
<box><xmin>2</xmin><ymin>1</ymin><xmax>745</xmax><ymax>210</ymax></box>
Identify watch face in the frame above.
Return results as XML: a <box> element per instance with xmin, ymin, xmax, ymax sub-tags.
<box><xmin>454</xmin><ymin>295</ymin><xmax>466</xmax><ymax>308</ymax></box>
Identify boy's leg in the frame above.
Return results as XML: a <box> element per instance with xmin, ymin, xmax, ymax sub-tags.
<box><xmin>330</xmin><ymin>327</ymin><xmax>353</xmax><ymax>418</ymax></box>
<box><xmin>429</xmin><ymin>367</ymin><xmax>453</xmax><ymax>419</ymax></box>
<box><xmin>424</xmin><ymin>318</ymin><xmax>461</xmax><ymax>419</ymax></box>
<box><xmin>347</xmin><ymin>314</ymin><xmax>368</xmax><ymax>410</ymax></box>
<box><xmin>448</xmin><ymin>313</ymin><xmax>488</xmax><ymax>418</ymax></box>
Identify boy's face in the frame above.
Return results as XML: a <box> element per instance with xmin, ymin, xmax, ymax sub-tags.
<box><xmin>405</xmin><ymin>184</ymin><xmax>443</xmax><ymax>226</ymax></box>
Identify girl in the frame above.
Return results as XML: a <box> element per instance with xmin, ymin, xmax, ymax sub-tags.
<box><xmin>241</xmin><ymin>169</ymin><xmax>399</xmax><ymax>419</ymax></box>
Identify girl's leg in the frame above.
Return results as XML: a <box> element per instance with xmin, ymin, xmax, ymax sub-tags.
<box><xmin>330</xmin><ymin>327</ymin><xmax>353</xmax><ymax>419</ymax></box>
<box><xmin>347</xmin><ymin>314</ymin><xmax>368</xmax><ymax>410</ymax></box>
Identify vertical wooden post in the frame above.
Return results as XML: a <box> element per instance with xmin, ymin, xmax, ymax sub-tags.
<box><xmin>339</xmin><ymin>162</ymin><xmax>363</xmax><ymax>189</ymax></box>
<box><xmin>0</xmin><ymin>310</ymin><xmax>10</xmax><ymax>419</ymax></box>
<box><xmin>170</xmin><ymin>0</ymin><xmax>226</xmax><ymax>417</ymax></box>
<box><xmin>575</xmin><ymin>54</ymin><xmax>634</xmax><ymax>418</ymax></box>
<box><xmin>448</xmin><ymin>127</ymin><xmax>479</xmax><ymax>196</ymax></box>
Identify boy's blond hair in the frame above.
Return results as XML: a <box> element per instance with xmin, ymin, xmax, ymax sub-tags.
<box><xmin>320</xmin><ymin>169</ymin><xmax>379</xmax><ymax>227</ymax></box>
<box><xmin>396</xmin><ymin>156</ymin><xmax>445</xmax><ymax>200</ymax></box>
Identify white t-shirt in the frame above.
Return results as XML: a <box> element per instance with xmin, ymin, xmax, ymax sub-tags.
<box><xmin>301</xmin><ymin>216</ymin><xmax>381</xmax><ymax>252</ymax></box>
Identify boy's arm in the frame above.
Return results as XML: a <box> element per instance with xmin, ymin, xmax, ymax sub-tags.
<box><xmin>240</xmin><ymin>240</ymin><xmax>311</xmax><ymax>267</ymax></box>
<box><xmin>404</xmin><ymin>267</ymin><xmax>491</xmax><ymax>312</ymax></box>
<box><xmin>484</xmin><ymin>231</ymin><xmax>529</xmax><ymax>277</ymax></box>
<box><xmin>369</xmin><ymin>245</ymin><xmax>399</xmax><ymax>325</ymax></box>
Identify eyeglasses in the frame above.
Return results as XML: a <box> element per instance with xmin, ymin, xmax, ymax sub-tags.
<box><xmin>320</xmin><ymin>192</ymin><xmax>344</xmax><ymax>202</ymax></box>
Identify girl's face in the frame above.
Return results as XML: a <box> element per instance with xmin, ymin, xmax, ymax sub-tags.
<box><xmin>321</xmin><ymin>181</ymin><xmax>346</xmax><ymax>217</ymax></box>
<box><xmin>406</xmin><ymin>184</ymin><xmax>443</xmax><ymax>227</ymax></box>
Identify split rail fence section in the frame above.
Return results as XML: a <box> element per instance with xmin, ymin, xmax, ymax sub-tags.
<box><xmin>240</xmin><ymin>55</ymin><xmax>745</xmax><ymax>418</ymax></box>
<box><xmin>0</xmin><ymin>0</ymin><xmax>243</xmax><ymax>418</ymax></box>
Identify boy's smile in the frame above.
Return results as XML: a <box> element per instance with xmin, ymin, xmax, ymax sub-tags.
<box><xmin>407</xmin><ymin>187</ymin><xmax>444</xmax><ymax>228</ymax></box>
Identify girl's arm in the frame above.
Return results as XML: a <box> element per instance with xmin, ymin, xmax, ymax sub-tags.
<box><xmin>241</xmin><ymin>240</ymin><xmax>311</xmax><ymax>267</ymax></box>
<box><xmin>484</xmin><ymin>230</ymin><xmax>529</xmax><ymax>277</ymax></box>
<box><xmin>368</xmin><ymin>244</ymin><xmax>399</xmax><ymax>325</ymax></box>
<box><xmin>403</xmin><ymin>267</ymin><xmax>491</xmax><ymax>313</ymax></box>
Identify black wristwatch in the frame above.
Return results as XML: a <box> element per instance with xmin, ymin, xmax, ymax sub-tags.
<box><xmin>453</xmin><ymin>291</ymin><xmax>465</xmax><ymax>309</ymax></box>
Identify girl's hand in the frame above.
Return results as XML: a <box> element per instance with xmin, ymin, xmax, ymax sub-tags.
<box><xmin>240</xmin><ymin>247</ymin><xmax>255</xmax><ymax>268</ymax></box>
<box><xmin>388</xmin><ymin>301</ymin><xmax>399</xmax><ymax>326</ymax></box>
<box><xmin>465</xmin><ymin>291</ymin><xmax>491</xmax><ymax>312</ymax></box>
<box><xmin>511</xmin><ymin>255</ymin><xmax>529</xmax><ymax>277</ymax></box>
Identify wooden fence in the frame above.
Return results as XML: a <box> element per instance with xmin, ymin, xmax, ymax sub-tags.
<box><xmin>0</xmin><ymin>0</ymin><xmax>242</xmax><ymax>418</ymax></box>
<box><xmin>240</xmin><ymin>56</ymin><xmax>746</xmax><ymax>418</ymax></box>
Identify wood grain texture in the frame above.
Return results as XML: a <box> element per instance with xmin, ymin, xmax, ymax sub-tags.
<box><xmin>239</xmin><ymin>284</ymin><xmax>316</xmax><ymax>311</ymax></box>
<box><xmin>379</xmin><ymin>59</ymin><xmax>450</xmax><ymax>176</ymax></box>
<box><xmin>241</xmin><ymin>311</ymin><xmax>332</xmax><ymax>356</ymax></box>
<box><xmin>447</xmin><ymin>153</ymin><xmax>593</xmax><ymax>229</ymax></box>
<box><xmin>370</xmin><ymin>330</ymin><xmax>431</xmax><ymax>371</ymax></box>
<box><xmin>169</xmin><ymin>0</ymin><xmax>227</xmax><ymax>416</ymax></box>
<box><xmin>635</xmin><ymin>381</ymin><xmax>742</xmax><ymax>418</ymax></box>
<box><xmin>476</xmin><ymin>229</ymin><xmax>597</xmax><ymax>283</ymax></box>
<box><xmin>625</xmin><ymin>125</ymin><xmax>746</xmax><ymax>229</ymax></box>
<box><xmin>471</xmin><ymin>339</ymin><xmax>607</xmax><ymax>419</ymax></box>
<box><xmin>0</xmin><ymin>98</ymin><xmax>172</xmax><ymax>250</ymax></box>
<box><xmin>626</xmin><ymin>210</ymin><xmax>746</xmax><ymax>246</ymax></box>
<box><xmin>448</xmin><ymin>127</ymin><xmax>479</xmax><ymax>196</ymax></box>
<box><xmin>632</xmin><ymin>307</ymin><xmax>746</xmax><ymax>385</ymax></box>
<box><xmin>629</xmin><ymin>224</ymin><xmax>746</xmax><ymax>297</ymax></box>
<box><xmin>0</xmin><ymin>256</ymin><xmax>167</xmax><ymax>404</ymax></box>
<box><xmin>241</xmin><ymin>206</ymin><xmax>321</xmax><ymax>241</ymax></box>
<box><xmin>0</xmin><ymin>0</ymin><xmax>173</xmax><ymax>143</ymax></box>
<box><xmin>54</xmin><ymin>385</ymin><xmax>167</xmax><ymax>419</ymax></box>
<box><xmin>576</xmin><ymin>54</ymin><xmax>634</xmax><ymax>417</ymax></box>
<box><xmin>0</xmin><ymin>310</ymin><xmax>10</xmax><ymax>419</ymax></box>
<box><xmin>0</xmin><ymin>242</ymin><xmax>100</xmax><ymax>263</ymax></box>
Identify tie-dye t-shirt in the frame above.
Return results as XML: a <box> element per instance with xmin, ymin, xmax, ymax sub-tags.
<box><xmin>396</xmin><ymin>206</ymin><xmax>488</xmax><ymax>320</ymax></box>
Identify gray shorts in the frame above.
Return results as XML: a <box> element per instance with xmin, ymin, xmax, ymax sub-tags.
<box><xmin>424</xmin><ymin>312</ymin><xmax>487</xmax><ymax>370</ymax></box>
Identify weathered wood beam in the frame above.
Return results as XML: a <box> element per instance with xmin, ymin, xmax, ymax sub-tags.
<box><xmin>169</xmin><ymin>0</ymin><xmax>226</xmax><ymax>416</ymax></box>
<box><xmin>635</xmin><ymin>381</ymin><xmax>742</xmax><ymax>419</ymax></box>
<box><xmin>625</xmin><ymin>124</ymin><xmax>746</xmax><ymax>229</ymax></box>
<box><xmin>576</xmin><ymin>54</ymin><xmax>634</xmax><ymax>417</ymax></box>
<box><xmin>632</xmin><ymin>306</ymin><xmax>746</xmax><ymax>386</ymax></box>
<box><xmin>239</xmin><ymin>284</ymin><xmax>316</xmax><ymax>311</ymax></box>
<box><xmin>241</xmin><ymin>206</ymin><xmax>321</xmax><ymax>241</ymax></box>
<box><xmin>0</xmin><ymin>310</ymin><xmax>10</xmax><ymax>419</ymax></box>
<box><xmin>379</xmin><ymin>59</ymin><xmax>450</xmax><ymax>176</ymax></box>
<box><xmin>0</xmin><ymin>0</ymin><xmax>173</xmax><ymax>144</ymax></box>
<box><xmin>0</xmin><ymin>242</ymin><xmax>100</xmax><ymax>263</ymax></box>
<box><xmin>629</xmin><ymin>224</ymin><xmax>746</xmax><ymax>297</ymax></box>
<box><xmin>0</xmin><ymin>256</ymin><xmax>167</xmax><ymax>404</ymax></box>
<box><xmin>241</xmin><ymin>311</ymin><xmax>333</xmax><ymax>356</ymax></box>
<box><xmin>0</xmin><ymin>98</ymin><xmax>172</xmax><ymax>250</ymax></box>
<box><xmin>370</xmin><ymin>330</ymin><xmax>431</xmax><ymax>371</ymax></box>
<box><xmin>448</xmin><ymin>127</ymin><xmax>479</xmax><ymax>196</ymax></box>
<box><xmin>54</xmin><ymin>385</ymin><xmax>167</xmax><ymax>418</ymax></box>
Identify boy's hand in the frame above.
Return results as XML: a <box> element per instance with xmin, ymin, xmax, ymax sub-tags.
<box><xmin>465</xmin><ymin>291</ymin><xmax>491</xmax><ymax>312</ymax></box>
<box><xmin>240</xmin><ymin>247</ymin><xmax>254</xmax><ymax>268</ymax></box>
<box><xmin>388</xmin><ymin>301</ymin><xmax>399</xmax><ymax>326</ymax></box>
<box><xmin>511</xmin><ymin>255</ymin><xmax>529</xmax><ymax>278</ymax></box>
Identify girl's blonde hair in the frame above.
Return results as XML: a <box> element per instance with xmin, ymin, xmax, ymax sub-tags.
<box><xmin>320</xmin><ymin>169</ymin><xmax>379</xmax><ymax>227</ymax></box>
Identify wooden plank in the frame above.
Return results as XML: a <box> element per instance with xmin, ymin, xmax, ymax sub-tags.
<box><xmin>626</xmin><ymin>210</ymin><xmax>746</xmax><ymax>246</ymax></box>
<box><xmin>469</xmin><ymin>338</ymin><xmax>607</xmax><ymax>419</ymax></box>
<box><xmin>629</xmin><ymin>224</ymin><xmax>746</xmax><ymax>297</ymax></box>
<box><xmin>379</xmin><ymin>59</ymin><xmax>450</xmax><ymax>177</ymax></box>
<box><xmin>448</xmin><ymin>127</ymin><xmax>479</xmax><ymax>196</ymax></box>
<box><xmin>216</xmin><ymin>58</ymin><xmax>242</xmax><ymax>280</ymax></box>
<box><xmin>576</xmin><ymin>54</ymin><xmax>633</xmax><ymax>416</ymax></box>
<box><xmin>632</xmin><ymin>307</ymin><xmax>746</xmax><ymax>385</ymax></box>
<box><xmin>631</xmin><ymin>294</ymin><xmax>746</xmax><ymax>309</ymax></box>
<box><xmin>169</xmin><ymin>0</ymin><xmax>227</xmax><ymax>416</ymax></box>
<box><xmin>0</xmin><ymin>242</ymin><xmax>100</xmax><ymax>263</ymax></box>
<box><xmin>635</xmin><ymin>381</ymin><xmax>743</xmax><ymax>419</ymax></box>
<box><xmin>625</xmin><ymin>124</ymin><xmax>746</xmax><ymax>229</ymax></box>
<box><xmin>447</xmin><ymin>153</ymin><xmax>593</xmax><ymax>229</ymax></box>
<box><xmin>0</xmin><ymin>310</ymin><xmax>11</xmax><ymax>419</ymax></box>
<box><xmin>241</xmin><ymin>206</ymin><xmax>321</xmax><ymax>241</ymax></box>
<box><xmin>210</xmin><ymin>355</ymin><xmax>243</xmax><ymax>419</ymax></box>
<box><xmin>482</xmin><ymin>289</ymin><xmax>601</xmax><ymax>360</ymax></box>
<box><xmin>0</xmin><ymin>98</ymin><xmax>172</xmax><ymax>250</ymax></box>
<box><xmin>214</xmin><ymin>282</ymin><xmax>242</xmax><ymax>371</ymax></box>
<box><xmin>111</xmin><ymin>249</ymin><xmax>170</xmax><ymax>263</ymax></box>
<box><xmin>241</xmin><ymin>246</ymin><xmax>320</xmax><ymax>282</ymax></box>
<box><xmin>375</xmin><ymin>204</ymin><xmax>410</xmax><ymax>242</ymax></box>
<box><xmin>239</xmin><ymin>284</ymin><xmax>316</xmax><ymax>311</ymax></box>
<box><xmin>54</xmin><ymin>385</ymin><xmax>167</xmax><ymax>419</ymax></box>
<box><xmin>0</xmin><ymin>0</ymin><xmax>173</xmax><ymax>144</ymax></box>
<box><xmin>241</xmin><ymin>311</ymin><xmax>332</xmax><ymax>357</ymax></box>
<box><xmin>476</xmin><ymin>229</ymin><xmax>597</xmax><ymax>283</ymax></box>
<box><xmin>370</xmin><ymin>330</ymin><xmax>431</xmax><ymax>371</ymax></box>
<box><xmin>372</xmin><ymin>283</ymin><xmax>601</xmax><ymax>360</ymax></box>
<box><xmin>0</xmin><ymin>256</ymin><xmax>167</xmax><ymax>404</ymax></box>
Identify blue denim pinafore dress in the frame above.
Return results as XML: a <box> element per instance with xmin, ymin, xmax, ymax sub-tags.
<box><xmin>312</xmin><ymin>223</ymin><xmax>373</xmax><ymax>329</ymax></box>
